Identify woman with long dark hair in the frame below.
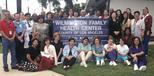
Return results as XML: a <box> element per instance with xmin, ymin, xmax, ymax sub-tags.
<box><xmin>130</xmin><ymin>37</ymin><xmax>147</xmax><ymax>71</ymax></box>
<box><xmin>121</xmin><ymin>11</ymin><xmax>131</xmax><ymax>32</ymax></box>
<box><xmin>123</xmin><ymin>27</ymin><xmax>134</xmax><ymax>47</ymax></box>
<box><xmin>51</xmin><ymin>32</ymin><xmax>64</xmax><ymax>63</ymax></box>
<box><xmin>109</xmin><ymin>11</ymin><xmax>122</xmax><ymax>44</ymax></box>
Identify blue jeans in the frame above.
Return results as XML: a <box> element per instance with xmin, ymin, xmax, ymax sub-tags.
<box><xmin>2</xmin><ymin>38</ymin><xmax>17</xmax><ymax>68</ymax></box>
<box><xmin>143</xmin><ymin>35</ymin><xmax>150</xmax><ymax>55</ymax></box>
<box><xmin>133</xmin><ymin>55</ymin><xmax>147</xmax><ymax>67</ymax></box>
<box><xmin>106</xmin><ymin>50</ymin><xmax>117</xmax><ymax>61</ymax></box>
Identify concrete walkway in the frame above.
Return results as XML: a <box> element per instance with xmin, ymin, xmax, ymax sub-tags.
<box><xmin>0</xmin><ymin>54</ymin><xmax>64</xmax><ymax>76</ymax></box>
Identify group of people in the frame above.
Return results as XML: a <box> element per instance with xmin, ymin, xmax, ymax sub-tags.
<box><xmin>0</xmin><ymin>6</ymin><xmax>152</xmax><ymax>72</ymax></box>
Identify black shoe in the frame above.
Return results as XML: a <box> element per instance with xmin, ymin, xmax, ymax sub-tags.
<box><xmin>12</xmin><ymin>66</ymin><xmax>18</xmax><ymax>70</ymax></box>
<box><xmin>4</xmin><ymin>67</ymin><xmax>9</xmax><ymax>72</ymax></box>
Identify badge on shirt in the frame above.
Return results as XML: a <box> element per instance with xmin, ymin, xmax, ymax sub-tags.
<box><xmin>9</xmin><ymin>31</ymin><xmax>12</xmax><ymax>35</ymax></box>
<box><xmin>19</xmin><ymin>24</ymin><xmax>22</xmax><ymax>28</ymax></box>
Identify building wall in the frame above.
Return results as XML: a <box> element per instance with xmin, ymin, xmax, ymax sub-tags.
<box><xmin>110</xmin><ymin>0</ymin><xmax>154</xmax><ymax>36</ymax></box>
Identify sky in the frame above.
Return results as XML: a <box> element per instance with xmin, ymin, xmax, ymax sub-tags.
<box><xmin>0</xmin><ymin>0</ymin><xmax>86</xmax><ymax>14</ymax></box>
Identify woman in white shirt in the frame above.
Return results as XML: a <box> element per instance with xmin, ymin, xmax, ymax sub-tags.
<box><xmin>104</xmin><ymin>38</ymin><xmax>117</xmax><ymax>66</ymax></box>
<box><xmin>131</xmin><ymin>11</ymin><xmax>145</xmax><ymax>40</ymax></box>
<box><xmin>39</xmin><ymin>37</ymin><xmax>57</xmax><ymax>70</ymax></box>
<box><xmin>117</xmin><ymin>38</ymin><xmax>131</xmax><ymax>65</ymax></box>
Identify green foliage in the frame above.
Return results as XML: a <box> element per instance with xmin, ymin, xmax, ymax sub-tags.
<box><xmin>38</xmin><ymin>0</ymin><xmax>48</xmax><ymax>9</ymax></box>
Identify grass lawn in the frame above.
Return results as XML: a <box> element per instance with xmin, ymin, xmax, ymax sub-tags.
<box><xmin>51</xmin><ymin>45</ymin><xmax>154</xmax><ymax>76</ymax></box>
<box><xmin>0</xmin><ymin>44</ymin><xmax>154</xmax><ymax>76</ymax></box>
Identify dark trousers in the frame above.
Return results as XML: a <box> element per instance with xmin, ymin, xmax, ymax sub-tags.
<box><xmin>143</xmin><ymin>35</ymin><xmax>150</xmax><ymax>55</ymax></box>
<box><xmin>106</xmin><ymin>50</ymin><xmax>117</xmax><ymax>61</ymax></box>
<box><xmin>15</xmin><ymin>37</ymin><xmax>25</xmax><ymax>64</ymax></box>
<box><xmin>133</xmin><ymin>55</ymin><xmax>147</xmax><ymax>67</ymax></box>
<box><xmin>63</xmin><ymin>57</ymin><xmax>76</xmax><ymax>66</ymax></box>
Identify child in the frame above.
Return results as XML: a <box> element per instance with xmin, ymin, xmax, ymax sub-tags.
<box><xmin>63</xmin><ymin>38</ymin><xmax>78</xmax><ymax>69</ymax></box>
<box><xmin>92</xmin><ymin>37</ymin><xmax>105</xmax><ymax>66</ymax></box>
<box><xmin>104</xmin><ymin>38</ymin><xmax>117</xmax><ymax>66</ymax></box>
<box><xmin>117</xmin><ymin>38</ymin><xmax>131</xmax><ymax>65</ymax></box>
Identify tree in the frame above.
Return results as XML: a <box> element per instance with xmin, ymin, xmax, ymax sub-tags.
<box><xmin>48</xmin><ymin>0</ymin><xmax>52</xmax><ymax>11</ymax></box>
<box><xmin>38</xmin><ymin>0</ymin><xmax>60</xmax><ymax>11</ymax></box>
<box><xmin>52</xmin><ymin>0</ymin><xmax>60</xmax><ymax>12</ymax></box>
<box><xmin>38</xmin><ymin>0</ymin><xmax>48</xmax><ymax>11</ymax></box>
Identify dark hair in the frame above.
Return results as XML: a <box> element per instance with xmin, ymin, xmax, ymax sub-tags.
<box><xmin>134</xmin><ymin>11</ymin><xmax>140</xmax><ymax>15</ymax></box>
<box><xmin>124</xmin><ymin>27</ymin><xmax>131</xmax><ymax>36</ymax></box>
<box><xmin>110</xmin><ymin>11</ymin><xmax>117</xmax><ymax>19</ymax></box>
<box><xmin>93</xmin><ymin>36</ymin><xmax>101</xmax><ymax>44</ymax></box>
<box><xmin>116</xmin><ymin>9</ymin><xmax>122</xmax><ymax>15</ymax></box>
<box><xmin>69</xmin><ymin>38</ymin><xmax>76</xmax><ymax>42</ymax></box>
<box><xmin>123</xmin><ymin>11</ymin><xmax>129</xmax><ymax>24</ymax></box>
<box><xmin>2</xmin><ymin>10</ymin><xmax>10</xmax><ymax>14</ymax></box>
<box><xmin>25</xmin><ymin>13</ymin><xmax>31</xmax><ymax>16</ymax></box>
<box><xmin>132</xmin><ymin>37</ymin><xmax>142</xmax><ymax>47</ymax></box>
<box><xmin>145</xmin><ymin>7</ymin><xmax>149</xmax><ymax>13</ymax></box>
<box><xmin>46</xmin><ymin>12</ymin><xmax>52</xmax><ymax>16</ymax></box>
<box><xmin>37</xmin><ymin>15</ymin><xmax>44</xmax><ymax>22</ymax></box>
<box><xmin>82</xmin><ymin>36</ymin><xmax>89</xmax><ymax>43</ymax></box>
<box><xmin>103</xmin><ymin>9</ymin><xmax>109</xmax><ymax>15</ymax></box>
<box><xmin>126</xmin><ymin>8</ymin><xmax>131</xmax><ymax>12</ymax></box>
<box><xmin>14</xmin><ymin>13</ymin><xmax>20</xmax><ymax>17</ymax></box>
<box><xmin>44</xmin><ymin>37</ymin><xmax>51</xmax><ymax>44</ymax></box>
<box><xmin>32</xmin><ymin>38</ymin><xmax>39</xmax><ymax>44</ymax></box>
<box><xmin>120</xmin><ymin>37</ymin><xmax>125</xmax><ymax>42</ymax></box>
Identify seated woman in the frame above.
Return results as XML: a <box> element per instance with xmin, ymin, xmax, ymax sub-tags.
<box><xmin>117</xmin><ymin>38</ymin><xmax>131</xmax><ymax>66</ymax></box>
<box><xmin>51</xmin><ymin>32</ymin><xmax>64</xmax><ymax>63</ymax></box>
<box><xmin>63</xmin><ymin>38</ymin><xmax>78</xmax><ymax>69</ymax></box>
<box><xmin>104</xmin><ymin>38</ymin><xmax>117</xmax><ymax>66</ymax></box>
<box><xmin>92</xmin><ymin>37</ymin><xmax>105</xmax><ymax>66</ymax></box>
<box><xmin>78</xmin><ymin>37</ymin><xmax>92</xmax><ymax>68</ymax></box>
<box><xmin>130</xmin><ymin>37</ymin><xmax>147</xmax><ymax>71</ymax></box>
<box><xmin>39</xmin><ymin>37</ymin><xmax>57</xmax><ymax>70</ymax></box>
<box><xmin>123</xmin><ymin>27</ymin><xmax>134</xmax><ymax>47</ymax></box>
<box><xmin>19</xmin><ymin>38</ymin><xmax>41</xmax><ymax>72</ymax></box>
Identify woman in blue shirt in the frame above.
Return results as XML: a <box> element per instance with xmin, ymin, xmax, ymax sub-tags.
<box><xmin>63</xmin><ymin>38</ymin><xmax>78</xmax><ymax>69</ymax></box>
<box><xmin>130</xmin><ymin>37</ymin><xmax>147</xmax><ymax>71</ymax></box>
<box><xmin>92</xmin><ymin>37</ymin><xmax>105</xmax><ymax>66</ymax></box>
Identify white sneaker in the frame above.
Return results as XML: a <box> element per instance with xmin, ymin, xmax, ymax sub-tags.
<box><xmin>83</xmin><ymin>62</ymin><xmax>88</xmax><ymax>68</ymax></box>
<box><xmin>134</xmin><ymin>64</ymin><xmax>139</xmax><ymax>71</ymax></box>
<box><xmin>139</xmin><ymin>66</ymin><xmax>147</xmax><ymax>71</ymax></box>
<box><xmin>80</xmin><ymin>62</ymin><xmax>84</xmax><ymax>66</ymax></box>
<box><xmin>125</xmin><ymin>60</ymin><xmax>131</xmax><ymax>66</ymax></box>
<box><xmin>109</xmin><ymin>61</ymin><xmax>113</xmax><ymax>66</ymax></box>
<box><xmin>96</xmin><ymin>60</ymin><xmax>100</xmax><ymax>66</ymax></box>
<box><xmin>112</xmin><ymin>61</ymin><xmax>117</xmax><ymax>66</ymax></box>
<box><xmin>100</xmin><ymin>60</ymin><xmax>105</xmax><ymax>66</ymax></box>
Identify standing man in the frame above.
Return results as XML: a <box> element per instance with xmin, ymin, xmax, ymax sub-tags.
<box><xmin>13</xmin><ymin>13</ymin><xmax>26</xmax><ymax>65</ymax></box>
<box><xmin>0</xmin><ymin>10</ymin><xmax>17</xmax><ymax>72</ymax></box>
<box><xmin>142</xmin><ymin>7</ymin><xmax>153</xmax><ymax>56</ymax></box>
